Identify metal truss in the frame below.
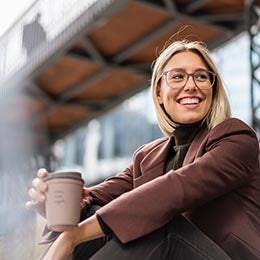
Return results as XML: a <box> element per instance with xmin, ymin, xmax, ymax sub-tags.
<box><xmin>247</xmin><ymin>0</ymin><xmax>260</xmax><ymax>136</ymax></box>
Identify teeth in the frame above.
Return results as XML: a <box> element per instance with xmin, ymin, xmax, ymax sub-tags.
<box><xmin>179</xmin><ymin>98</ymin><xmax>199</xmax><ymax>105</ymax></box>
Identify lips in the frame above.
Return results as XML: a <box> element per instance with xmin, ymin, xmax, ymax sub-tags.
<box><xmin>178</xmin><ymin>97</ymin><xmax>201</xmax><ymax>105</ymax></box>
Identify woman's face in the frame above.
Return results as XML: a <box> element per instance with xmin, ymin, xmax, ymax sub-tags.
<box><xmin>157</xmin><ymin>51</ymin><xmax>213</xmax><ymax>124</ymax></box>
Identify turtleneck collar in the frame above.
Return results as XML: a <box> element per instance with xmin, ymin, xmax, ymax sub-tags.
<box><xmin>173</xmin><ymin>120</ymin><xmax>205</xmax><ymax>146</ymax></box>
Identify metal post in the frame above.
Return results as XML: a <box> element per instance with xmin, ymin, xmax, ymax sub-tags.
<box><xmin>247</xmin><ymin>0</ymin><xmax>260</xmax><ymax>135</ymax></box>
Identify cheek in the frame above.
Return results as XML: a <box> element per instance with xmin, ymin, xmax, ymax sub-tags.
<box><xmin>157</xmin><ymin>81</ymin><xmax>176</xmax><ymax>104</ymax></box>
<box><xmin>157</xmin><ymin>91</ymin><xmax>173</xmax><ymax>107</ymax></box>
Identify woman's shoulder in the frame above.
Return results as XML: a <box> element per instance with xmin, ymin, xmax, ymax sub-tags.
<box><xmin>208</xmin><ymin>117</ymin><xmax>258</xmax><ymax>143</ymax></box>
<box><xmin>222</xmin><ymin>117</ymin><xmax>252</xmax><ymax>126</ymax></box>
<box><xmin>133</xmin><ymin>136</ymin><xmax>170</xmax><ymax>156</ymax></box>
<box><xmin>213</xmin><ymin>118</ymin><xmax>256</xmax><ymax>134</ymax></box>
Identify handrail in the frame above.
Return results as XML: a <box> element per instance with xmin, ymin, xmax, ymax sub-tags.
<box><xmin>0</xmin><ymin>0</ymin><xmax>129</xmax><ymax>90</ymax></box>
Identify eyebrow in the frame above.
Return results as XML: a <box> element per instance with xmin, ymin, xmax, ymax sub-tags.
<box><xmin>163</xmin><ymin>67</ymin><xmax>208</xmax><ymax>73</ymax></box>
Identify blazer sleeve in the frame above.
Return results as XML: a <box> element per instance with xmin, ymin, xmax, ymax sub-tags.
<box><xmin>89</xmin><ymin>166</ymin><xmax>134</xmax><ymax>205</ymax></box>
<box><xmin>96</xmin><ymin>118</ymin><xmax>260</xmax><ymax>243</ymax></box>
<box><xmin>89</xmin><ymin>144</ymin><xmax>147</xmax><ymax>205</ymax></box>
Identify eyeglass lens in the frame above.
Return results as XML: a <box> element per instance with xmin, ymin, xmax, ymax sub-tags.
<box><xmin>165</xmin><ymin>69</ymin><xmax>215</xmax><ymax>89</ymax></box>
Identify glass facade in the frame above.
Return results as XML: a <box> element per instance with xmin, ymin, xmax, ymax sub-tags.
<box><xmin>212</xmin><ymin>33</ymin><xmax>251</xmax><ymax>124</ymax></box>
<box><xmin>54</xmin><ymin>89</ymin><xmax>162</xmax><ymax>184</ymax></box>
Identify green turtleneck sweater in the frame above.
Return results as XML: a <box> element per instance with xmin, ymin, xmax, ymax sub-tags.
<box><xmin>164</xmin><ymin>121</ymin><xmax>204</xmax><ymax>172</ymax></box>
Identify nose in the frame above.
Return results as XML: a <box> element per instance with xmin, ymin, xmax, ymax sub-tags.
<box><xmin>183</xmin><ymin>75</ymin><xmax>197</xmax><ymax>91</ymax></box>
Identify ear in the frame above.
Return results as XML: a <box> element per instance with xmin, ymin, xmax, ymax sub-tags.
<box><xmin>156</xmin><ymin>85</ymin><xmax>163</xmax><ymax>104</ymax></box>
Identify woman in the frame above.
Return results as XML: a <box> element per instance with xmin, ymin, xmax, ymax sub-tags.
<box><xmin>27</xmin><ymin>40</ymin><xmax>260</xmax><ymax>259</ymax></box>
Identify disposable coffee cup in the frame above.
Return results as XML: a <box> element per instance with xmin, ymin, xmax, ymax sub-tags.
<box><xmin>44</xmin><ymin>171</ymin><xmax>84</xmax><ymax>232</ymax></box>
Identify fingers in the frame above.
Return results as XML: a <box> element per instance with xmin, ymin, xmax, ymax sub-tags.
<box><xmin>26</xmin><ymin>168</ymin><xmax>49</xmax><ymax>217</ymax></box>
<box><xmin>32</xmin><ymin>176</ymin><xmax>48</xmax><ymax>193</ymax></box>
<box><xmin>27</xmin><ymin>178</ymin><xmax>46</xmax><ymax>206</ymax></box>
<box><xmin>29</xmin><ymin>171</ymin><xmax>48</xmax><ymax>203</ymax></box>
<box><xmin>25</xmin><ymin>200</ymin><xmax>41</xmax><ymax>210</ymax></box>
<box><xmin>28</xmin><ymin>187</ymin><xmax>45</xmax><ymax>202</ymax></box>
<box><xmin>32</xmin><ymin>168</ymin><xmax>48</xmax><ymax>191</ymax></box>
<box><xmin>37</xmin><ymin>168</ymin><xmax>48</xmax><ymax>178</ymax></box>
<box><xmin>25</xmin><ymin>200</ymin><xmax>46</xmax><ymax>217</ymax></box>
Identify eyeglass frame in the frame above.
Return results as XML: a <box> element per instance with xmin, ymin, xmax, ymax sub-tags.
<box><xmin>160</xmin><ymin>68</ymin><xmax>217</xmax><ymax>90</ymax></box>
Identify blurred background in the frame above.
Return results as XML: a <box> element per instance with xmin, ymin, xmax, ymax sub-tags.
<box><xmin>0</xmin><ymin>0</ymin><xmax>260</xmax><ymax>259</ymax></box>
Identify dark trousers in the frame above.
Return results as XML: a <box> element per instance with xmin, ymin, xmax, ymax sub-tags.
<box><xmin>73</xmin><ymin>206</ymin><xmax>232</xmax><ymax>260</ymax></box>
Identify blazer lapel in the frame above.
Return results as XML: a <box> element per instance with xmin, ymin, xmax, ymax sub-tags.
<box><xmin>136</xmin><ymin>137</ymin><xmax>173</xmax><ymax>186</ymax></box>
<box><xmin>135</xmin><ymin>125</ymin><xmax>208</xmax><ymax>187</ymax></box>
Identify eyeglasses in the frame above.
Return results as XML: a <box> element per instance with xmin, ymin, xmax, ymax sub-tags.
<box><xmin>162</xmin><ymin>69</ymin><xmax>216</xmax><ymax>90</ymax></box>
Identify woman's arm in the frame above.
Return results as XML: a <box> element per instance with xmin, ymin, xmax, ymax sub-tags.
<box><xmin>42</xmin><ymin>215</ymin><xmax>104</xmax><ymax>260</ymax></box>
<box><xmin>95</xmin><ymin>119</ymin><xmax>260</xmax><ymax>243</ymax></box>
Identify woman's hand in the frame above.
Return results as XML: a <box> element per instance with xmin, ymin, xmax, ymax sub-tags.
<box><xmin>26</xmin><ymin>169</ymin><xmax>92</xmax><ymax>218</ymax></box>
<box><xmin>42</xmin><ymin>232</ymin><xmax>75</xmax><ymax>260</ymax></box>
<box><xmin>42</xmin><ymin>215</ymin><xmax>105</xmax><ymax>260</ymax></box>
<box><xmin>83</xmin><ymin>186</ymin><xmax>91</xmax><ymax>198</ymax></box>
<box><xmin>26</xmin><ymin>168</ymin><xmax>48</xmax><ymax>218</ymax></box>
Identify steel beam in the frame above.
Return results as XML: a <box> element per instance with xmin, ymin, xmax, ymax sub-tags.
<box><xmin>247</xmin><ymin>0</ymin><xmax>260</xmax><ymax>135</ymax></box>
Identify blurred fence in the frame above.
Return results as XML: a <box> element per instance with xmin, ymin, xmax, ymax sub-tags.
<box><xmin>0</xmin><ymin>0</ymin><xmax>128</xmax><ymax>88</ymax></box>
<box><xmin>0</xmin><ymin>0</ymin><xmax>128</xmax><ymax>259</ymax></box>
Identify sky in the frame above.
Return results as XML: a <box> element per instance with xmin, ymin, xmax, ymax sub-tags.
<box><xmin>0</xmin><ymin>0</ymin><xmax>35</xmax><ymax>37</ymax></box>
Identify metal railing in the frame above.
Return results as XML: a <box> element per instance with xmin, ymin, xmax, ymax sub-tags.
<box><xmin>0</xmin><ymin>0</ymin><xmax>128</xmax><ymax>90</ymax></box>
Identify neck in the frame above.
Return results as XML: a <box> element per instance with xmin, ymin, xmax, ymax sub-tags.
<box><xmin>173</xmin><ymin>120</ymin><xmax>204</xmax><ymax>146</ymax></box>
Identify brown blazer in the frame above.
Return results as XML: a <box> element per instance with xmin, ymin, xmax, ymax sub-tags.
<box><xmin>90</xmin><ymin>118</ymin><xmax>260</xmax><ymax>259</ymax></box>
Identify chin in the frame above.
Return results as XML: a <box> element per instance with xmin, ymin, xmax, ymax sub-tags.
<box><xmin>175</xmin><ymin>117</ymin><xmax>203</xmax><ymax>124</ymax></box>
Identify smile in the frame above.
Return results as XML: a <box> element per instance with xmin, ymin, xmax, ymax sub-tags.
<box><xmin>178</xmin><ymin>97</ymin><xmax>201</xmax><ymax>105</ymax></box>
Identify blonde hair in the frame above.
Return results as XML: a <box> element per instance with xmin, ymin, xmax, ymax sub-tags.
<box><xmin>151</xmin><ymin>40</ymin><xmax>231</xmax><ymax>137</ymax></box>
